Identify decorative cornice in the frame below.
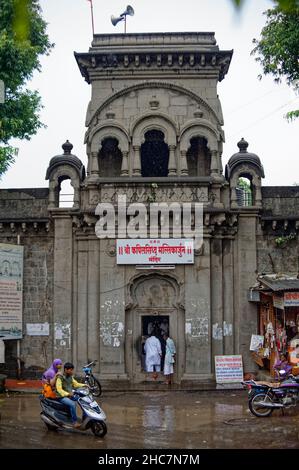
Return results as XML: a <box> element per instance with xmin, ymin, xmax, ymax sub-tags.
<box><xmin>75</xmin><ymin>49</ymin><xmax>232</xmax><ymax>83</ymax></box>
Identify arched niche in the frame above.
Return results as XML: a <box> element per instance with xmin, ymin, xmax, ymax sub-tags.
<box><xmin>131</xmin><ymin>114</ymin><xmax>177</xmax><ymax>176</ymax></box>
<box><xmin>180</xmin><ymin>123</ymin><xmax>220</xmax><ymax>177</ymax></box>
<box><xmin>127</xmin><ymin>272</ymin><xmax>183</xmax><ymax>311</ymax></box>
<box><xmin>131</xmin><ymin>114</ymin><xmax>177</xmax><ymax>147</ymax></box>
<box><xmin>180</xmin><ymin>122</ymin><xmax>219</xmax><ymax>153</ymax></box>
<box><xmin>88</xmin><ymin>124</ymin><xmax>129</xmax><ymax>177</ymax></box>
<box><xmin>230</xmin><ymin>165</ymin><xmax>262</xmax><ymax>209</ymax></box>
<box><xmin>90</xmin><ymin>124</ymin><xmax>129</xmax><ymax>153</ymax></box>
<box><xmin>47</xmin><ymin>166</ymin><xmax>81</xmax><ymax>209</ymax></box>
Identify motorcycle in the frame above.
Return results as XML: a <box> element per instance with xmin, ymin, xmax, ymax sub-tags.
<box><xmin>40</xmin><ymin>387</ymin><xmax>107</xmax><ymax>437</ymax></box>
<box><xmin>243</xmin><ymin>372</ymin><xmax>299</xmax><ymax>418</ymax></box>
<box><xmin>242</xmin><ymin>368</ymin><xmax>291</xmax><ymax>401</ymax></box>
<box><xmin>83</xmin><ymin>360</ymin><xmax>102</xmax><ymax>397</ymax></box>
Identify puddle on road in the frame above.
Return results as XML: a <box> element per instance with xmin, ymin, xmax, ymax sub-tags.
<box><xmin>0</xmin><ymin>391</ymin><xmax>299</xmax><ymax>449</ymax></box>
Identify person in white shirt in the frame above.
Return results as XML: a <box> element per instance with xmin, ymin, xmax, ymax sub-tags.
<box><xmin>144</xmin><ymin>331</ymin><xmax>162</xmax><ymax>380</ymax></box>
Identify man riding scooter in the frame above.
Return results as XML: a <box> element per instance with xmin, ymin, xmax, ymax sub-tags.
<box><xmin>55</xmin><ymin>362</ymin><xmax>87</xmax><ymax>428</ymax></box>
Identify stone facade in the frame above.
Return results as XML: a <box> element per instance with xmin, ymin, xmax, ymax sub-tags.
<box><xmin>0</xmin><ymin>32</ymin><xmax>298</xmax><ymax>383</ymax></box>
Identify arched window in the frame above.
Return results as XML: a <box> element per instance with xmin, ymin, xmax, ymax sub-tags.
<box><xmin>59</xmin><ymin>178</ymin><xmax>74</xmax><ymax>208</ymax></box>
<box><xmin>98</xmin><ymin>138</ymin><xmax>122</xmax><ymax>177</ymax></box>
<box><xmin>236</xmin><ymin>176</ymin><xmax>253</xmax><ymax>207</ymax></box>
<box><xmin>141</xmin><ymin>130</ymin><xmax>169</xmax><ymax>177</ymax></box>
<box><xmin>186</xmin><ymin>137</ymin><xmax>211</xmax><ymax>176</ymax></box>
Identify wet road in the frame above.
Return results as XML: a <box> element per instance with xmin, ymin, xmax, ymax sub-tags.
<box><xmin>0</xmin><ymin>390</ymin><xmax>299</xmax><ymax>448</ymax></box>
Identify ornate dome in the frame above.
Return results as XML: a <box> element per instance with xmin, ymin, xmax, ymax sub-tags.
<box><xmin>45</xmin><ymin>140</ymin><xmax>85</xmax><ymax>181</ymax></box>
<box><xmin>225</xmin><ymin>138</ymin><xmax>265</xmax><ymax>179</ymax></box>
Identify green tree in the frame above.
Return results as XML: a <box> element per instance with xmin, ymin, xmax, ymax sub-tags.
<box><xmin>0</xmin><ymin>0</ymin><xmax>53</xmax><ymax>176</ymax></box>
<box><xmin>230</xmin><ymin>0</ymin><xmax>299</xmax><ymax>12</ymax></box>
<box><xmin>251</xmin><ymin>2</ymin><xmax>299</xmax><ymax>120</ymax></box>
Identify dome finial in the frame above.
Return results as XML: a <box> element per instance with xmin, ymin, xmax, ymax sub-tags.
<box><xmin>237</xmin><ymin>137</ymin><xmax>248</xmax><ymax>153</ymax></box>
<box><xmin>62</xmin><ymin>140</ymin><xmax>73</xmax><ymax>155</ymax></box>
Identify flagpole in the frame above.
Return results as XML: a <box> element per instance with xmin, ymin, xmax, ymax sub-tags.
<box><xmin>89</xmin><ymin>0</ymin><xmax>95</xmax><ymax>36</ymax></box>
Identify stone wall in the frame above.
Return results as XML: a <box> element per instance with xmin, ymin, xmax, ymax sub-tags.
<box><xmin>257</xmin><ymin>186</ymin><xmax>299</xmax><ymax>275</ymax></box>
<box><xmin>0</xmin><ymin>189</ymin><xmax>53</xmax><ymax>378</ymax></box>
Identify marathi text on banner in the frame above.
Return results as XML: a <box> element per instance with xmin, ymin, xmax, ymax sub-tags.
<box><xmin>215</xmin><ymin>355</ymin><xmax>244</xmax><ymax>383</ymax></box>
<box><xmin>116</xmin><ymin>239</ymin><xmax>194</xmax><ymax>265</ymax></box>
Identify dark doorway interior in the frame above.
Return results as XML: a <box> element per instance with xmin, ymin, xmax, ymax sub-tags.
<box><xmin>186</xmin><ymin>136</ymin><xmax>211</xmax><ymax>176</ymax></box>
<box><xmin>141</xmin><ymin>315</ymin><xmax>169</xmax><ymax>371</ymax></box>
<box><xmin>141</xmin><ymin>130</ymin><xmax>169</xmax><ymax>177</ymax></box>
<box><xmin>98</xmin><ymin>137</ymin><xmax>122</xmax><ymax>177</ymax></box>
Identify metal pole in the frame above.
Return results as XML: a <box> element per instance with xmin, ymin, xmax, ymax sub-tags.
<box><xmin>90</xmin><ymin>0</ymin><xmax>95</xmax><ymax>35</ymax></box>
<box><xmin>124</xmin><ymin>15</ymin><xmax>127</xmax><ymax>34</ymax></box>
<box><xmin>16</xmin><ymin>234</ymin><xmax>21</xmax><ymax>379</ymax></box>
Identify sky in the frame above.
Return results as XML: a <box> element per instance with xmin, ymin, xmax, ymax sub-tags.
<box><xmin>1</xmin><ymin>0</ymin><xmax>298</xmax><ymax>188</ymax></box>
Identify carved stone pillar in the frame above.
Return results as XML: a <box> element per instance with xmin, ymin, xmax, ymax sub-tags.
<box><xmin>133</xmin><ymin>145</ymin><xmax>141</xmax><ymax>176</ymax></box>
<box><xmin>121</xmin><ymin>151</ymin><xmax>129</xmax><ymax>176</ymax></box>
<box><xmin>168</xmin><ymin>145</ymin><xmax>177</xmax><ymax>176</ymax></box>
<box><xmin>210</xmin><ymin>150</ymin><xmax>219</xmax><ymax>177</ymax></box>
<box><xmin>255</xmin><ymin>185</ymin><xmax>262</xmax><ymax>208</ymax></box>
<box><xmin>219</xmin><ymin>152</ymin><xmax>223</xmax><ymax>175</ymax></box>
<box><xmin>230</xmin><ymin>186</ymin><xmax>238</xmax><ymax>209</ymax></box>
<box><xmin>48</xmin><ymin>180</ymin><xmax>57</xmax><ymax>208</ymax></box>
<box><xmin>73</xmin><ymin>184</ymin><xmax>80</xmax><ymax>209</ymax></box>
<box><xmin>180</xmin><ymin>150</ymin><xmax>189</xmax><ymax>176</ymax></box>
<box><xmin>253</xmin><ymin>176</ymin><xmax>262</xmax><ymax>207</ymax></box>
<box><xmin>88</xmin><ymin>151</ymin><xmax>100</xmax><ymax>181</ymax></box>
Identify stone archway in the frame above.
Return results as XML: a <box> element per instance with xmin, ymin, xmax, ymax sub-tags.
<box><xmin>125</xmin><ymin>273</ymin><xmax>185</xmax><ymax>383</ymax></box>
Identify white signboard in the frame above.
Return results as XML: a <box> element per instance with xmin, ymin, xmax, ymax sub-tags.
<box><xmin>26</xmin><ymin>323</ymin><xmax>49</xmax><ymax>336</ymax></box>
<box><xmin>0</xmin><ymin>244</ymin><xmax>23</xmax><ymax>340</ymax></box>
<box><xmin>117</xmin><ymin>238</ymin><xmax>194</xmax><ymax>265</ymax></box>
<box><xmin>215</xmin><ymin>355</ymin><xmax>244</xmax><ymax>383</ymax></box>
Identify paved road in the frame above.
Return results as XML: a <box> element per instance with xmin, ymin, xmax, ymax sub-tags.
<box><xmin>0</xmin><ymin>390</ymin><xmax>298</xmax><ymax>448</ymax></box>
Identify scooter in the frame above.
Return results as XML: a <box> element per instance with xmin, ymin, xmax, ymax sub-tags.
<box><xmin>39</xmin><ymin>387</ymin><xmax>107</xmax><ymax>437</ymax></box>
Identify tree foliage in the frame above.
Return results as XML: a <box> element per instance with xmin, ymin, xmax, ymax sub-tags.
<box><xmin>230</xmin><ymin>0</ymin><xmax>299</xmax><ymax>13</ymax></box>
<box><xmin>251</xmin><ymin>3</ymin><xmax>299</xmax><ymax>120</ymax></box>
<box><xmin>0</xmin><ymin>0</ymin><xmax>53</xmax><ymax>176</ymax></box>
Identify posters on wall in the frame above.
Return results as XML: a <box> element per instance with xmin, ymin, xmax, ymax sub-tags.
<box><xmin>0</xmin><ymin>243</ymin><xmax>23</xmax><ymax>340</ymax></box>
<box><xmin>215</xmin><ymin>355</ymin><xmax>244</xmax><ymax>383</ymax></box>
<box><xmin>26</xmin><ymin>323</ymin><xmax>49</xmax><ymax>336</ymax></box>
<box><xmin>250</xmin><ymin>334</ymin><xmax>264</xmax><ymax>351</ymax></box>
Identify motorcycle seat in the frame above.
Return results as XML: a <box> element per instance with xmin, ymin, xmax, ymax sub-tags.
<box><xmin>42</xmin><ymin>397</ymin><xmax>68</xmax><ymax>412</ymax></box>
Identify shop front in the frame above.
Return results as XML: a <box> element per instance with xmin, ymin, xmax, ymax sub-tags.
<box><xmin>250</xmin><ymin>276</ymin><xmax>299</xmax><ymax>378</ymax></box>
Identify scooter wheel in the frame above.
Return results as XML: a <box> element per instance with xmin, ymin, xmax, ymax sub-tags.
<box><xmin>91</xmin><ymin>420</ymin><xmax>107</xmax><ymax>437</ymax></box>
<box><xmin>45</xmin><ymin>422</ymin><xmax>58</xmax><ymax>431</ymax></box>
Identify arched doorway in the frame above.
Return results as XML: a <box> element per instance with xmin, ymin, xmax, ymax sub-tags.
<box><xmin>140</xmin><ymin>130</ymin><xmax>169</xmax><ymax>177</ymax></box>
<box><xmin>125</xmin><ymin>273</ymin><xmax>185</xmax><ymax>383</ymax></box>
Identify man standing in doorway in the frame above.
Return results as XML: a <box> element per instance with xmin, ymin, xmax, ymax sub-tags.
<box><xmin>144</xmin><ymin>330</ymin><xmax>162</xmax><ymax>380</ymax></box>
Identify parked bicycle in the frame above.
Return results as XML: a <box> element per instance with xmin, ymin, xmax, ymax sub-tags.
<box><xmin>83</xmin><ymin>360</ymin><xmax>102</xmax><ymax>397</ymax></box>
